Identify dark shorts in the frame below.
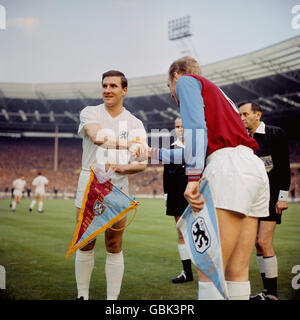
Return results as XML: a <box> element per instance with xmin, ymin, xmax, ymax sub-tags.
<box><xmin>259</xmin><ymin>190</ymin><xmax>282</xmax><ymax>224</ymax></box>
<box><xmin>166</xmin><ymin>197</ymin><xmax>189</xmax><ymax>217</ymax></box>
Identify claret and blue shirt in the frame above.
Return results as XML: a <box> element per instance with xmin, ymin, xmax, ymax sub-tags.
<box><xmin>151</xmin><ymin>74</ymin><xmax>258</xmax><ymax>181</ymax></box>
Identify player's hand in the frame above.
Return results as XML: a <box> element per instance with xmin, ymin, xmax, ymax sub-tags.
<box><xmin>106</xmin><ymin>163</ymin><xmax>124</xmax><ymax>173</ymax></box>
<box><xmin>184</xmin><ymin>180</ymin><xmax>205</xmax><ymax>212</ymax></box>
<box><xmin>129</xmin><ymin>141</ymin><xmax>150</xmax><ymax>161</ymax></box>
<box><xmin>276</xmin><ymin>200</ymin><xmax>288</xmax><ymax>214</ymax></box>
<box><xmin>105</xmin><ymin>163</ymin><xmax>112</xmax><ymax>172</ymax></box>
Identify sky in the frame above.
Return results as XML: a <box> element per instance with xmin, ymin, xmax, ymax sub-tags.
<box><xmin>0</xmin><ymin>0</ymin><xmax>300</xmax><ymax>83</ymax></box>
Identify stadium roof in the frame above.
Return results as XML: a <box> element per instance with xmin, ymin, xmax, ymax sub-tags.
<box><xmin>0</xmin><ymin>35</ymin><xmax>300</xmax><ymax>138</ymax></box>
<box><xmin>1</xmin><ymin>35</ymin><xmax>300</xmax><ymax>100</ymax></box>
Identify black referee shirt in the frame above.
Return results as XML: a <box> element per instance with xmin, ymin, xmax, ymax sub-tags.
<box><xmin>253</xmin><ymin>123</ymin><xmax>291</xmax><ymax>196</ymax></box>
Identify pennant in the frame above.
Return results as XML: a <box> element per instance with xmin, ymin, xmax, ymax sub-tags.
<box><xmin>176</xmin><ymin>178</ymin><xmax>228</xmax><ymax>299</ymax></box>
<box><xmin>66</xmin><ymin>167</ymin><xmax>138</xmax><ymax>258</ymax></box>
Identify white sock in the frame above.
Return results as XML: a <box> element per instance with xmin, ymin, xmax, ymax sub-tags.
<box><xmin>30</xmin><ymin>200</ymin><xmax>36</xmax><ymax>209</ymax></box>
<box><xmin>198</xmin><ymin>281</ymin><xmax>225</xmax><ymax>300</ymax></box>
<box><xmin>178</xmin><ymin>243</ymin><xmax>190</xmax><ymax>261</ymax></box>
<box><xmin>256</xmin><ymin>255</ymin><xmax>265</xmax><ymax>273</ymax></box>
<box><xmin>75</xmin><ymin>249</ymin><xmax>94</xmax><ymax>300</ymax></box>
<box><xmin>227</xmin><ymin>281</ymin><xmax>250</xmax><ymax>300</ymax></box>
<box><xmin>264</xmin><ymin>256</ymin><xmax>278</xmax><ymax>278</ymax></box>
<box><xmin>11</xmin><ymin>201</ymin><xmax>16</xmax><ymax>210</ymax></box>
<box><xmin>38</xmin><ymin>201</ymin><xmax>43</xmax><ymax>212</ymax></box>
<box><xmin>105</xmin><ymin>251</ymin><xmax>124</xmax><ymax>300</ymax></box>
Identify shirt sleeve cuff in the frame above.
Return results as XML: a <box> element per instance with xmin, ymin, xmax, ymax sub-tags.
<box><xmin>188</xmin><ymin>175</ymin><xmax>201</xmax><ymax>182</ymax></box>
<box><xmin>278</xmin><ymin>190</ymin><xmax>289</xmax><ymax>201</ymax></box>
<box><xmin>187</xmin><ymin>168</ymin><xmax>202</xmax><ymax>181</ymax></box>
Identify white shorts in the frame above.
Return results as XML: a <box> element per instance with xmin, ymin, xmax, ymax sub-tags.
<box><xmin>35</xmin><ymin>189</ymin><xmax>45</xmax><ymax>197</ymax></box>
<box><xmin>75</xmin><ymin>170</ymin><xmax>91</xmax><ymax>208</ymax></box>
<box><xmin>75</xmin><ymin>169</ymin><xmax>129</xmax><ymax>209</ymax></box>
<box><xmin>203</xmin><ymin>145</ymin><xmax>270</xmax><ymax>218</ymax></box>
<box><xmin>13</xmin><ymin>190</ymin><xmax>22</xmax><ymax>197</ymax></box>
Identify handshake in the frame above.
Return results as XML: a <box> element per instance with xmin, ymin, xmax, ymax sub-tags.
<box><xmin>93</xmin><ymin>129</ymin><xmax>151</xmax><ymax>161</ymax></box>
<box><xmin>128</xmin><ymin>141</ymin><xmax>151</xmax><ymax>161</ymax></box>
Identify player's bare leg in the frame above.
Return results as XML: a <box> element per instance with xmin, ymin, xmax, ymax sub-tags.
<box><xmin>38</xmin><ymin>195</ymin><xmax>45</xmax><ymax>213</ymax></box>
<box><xmin>75</xmin><ymin>207</ymin><xmax>96</xmax><ymax>300</ymax></box>
<box><xmin>29</xmin><ymin>195</ymin><xmax>39</xmax><ymax>212</ymax></box>
<box><xmin>197</xmin><ymin>208</ymin><xmax>257</xmax><ymax>300</ymax></box>
<box><xmin>104</xmin><ymin>216</ymin><xmax>126</xmax><ymax>300</ymax></box>
<box><xmin>225</xmin><ymin>214</ymin><xmax>258</xmax><ymax>299</ymax></box>
<box><xmin>172</xmin><ymin>216</ymin><xmax>193</xmax><ymax>283</ymax></box>
<box><xmin>11</xmin><ymin>195</ymin><xmax>21</xmax><ymax>212</ymax></box>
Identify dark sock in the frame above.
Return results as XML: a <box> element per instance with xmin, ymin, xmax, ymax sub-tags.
<box><xmin>260</xmin><ymin>273</ymin><xmax>268</xmax><ymax>292</ymax></box>
<box><xmin>265</xmin><ymin>277</ymin><xmax>278</xmax><ymax>297</ymax></box>
<box><xmin>182</xmin><ymin>259</ymin><xmax>193</xmax><ymax>279</ymax></box>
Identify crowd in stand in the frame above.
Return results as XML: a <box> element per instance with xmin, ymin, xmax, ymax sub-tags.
<box><xmin>0</xmin><ymin>137</ymin><xmax>299</xmax><ymax>199</ymax></box>
<box><xmin>0</xmin><ymin>137</ymin><xmax>164</xmax><ymax>197</ymax></box>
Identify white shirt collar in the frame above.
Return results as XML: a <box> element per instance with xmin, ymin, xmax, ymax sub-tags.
<box><xmin>172</xmin><ymin>139</ymin><xmax>184</xmax><ymax>148</ymax></box>
<box><xmin>254</xmin><ymin>121</ymin><xmax>266</xmax><ymax>134</ymax></box>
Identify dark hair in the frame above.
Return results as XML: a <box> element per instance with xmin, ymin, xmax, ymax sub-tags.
<box><xmin>237</xmin><ymin>101</ymin><xmax>262</xmax><ymax>113</ymax></box>
<box><xmin>102</xmin><ymin>70</ymin><xmax>128</xmax><ymax>89</ymax></box>
<box><xmin>38</xmin><ymin>172</ymin><xmax>42</xmax><ymax>175</ymax></box>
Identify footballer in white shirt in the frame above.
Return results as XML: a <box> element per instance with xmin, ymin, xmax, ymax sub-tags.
<box><xmin>74</xmin><ymin>70</ymin><xmax>147</xmax><ymax>301</ymax></box>
<box><xmin>29</xmin><ymin>172</ymin><xmax>49</xmax><ymax>213</ymax></box>
<box><xmin>11</xmin><ymin>176</ymin><xmax>26</xmax><ymax>212</ymax></box>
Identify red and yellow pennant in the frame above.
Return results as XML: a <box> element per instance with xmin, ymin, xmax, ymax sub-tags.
<box><xmin>66</xmin><ymin>168</ymin><xmax>138</xmax><ymax>258</ymax></box>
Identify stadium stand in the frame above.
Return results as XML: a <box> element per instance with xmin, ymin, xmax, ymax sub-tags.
<box><xmin>0</xmin><ymin>136</ymin><xmax>164</xmax><ymax>198</ymax></box>
<box><xmin>0</xmin><ymin>36</ymin><xmax>299</xmax><ymax>199</ymax></box>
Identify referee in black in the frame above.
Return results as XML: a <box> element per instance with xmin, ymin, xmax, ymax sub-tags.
<box><xmin>238</xmin><ymin>101</ymin><xmax>291</xmax><ymax>300</ymax></box>
<box><xmin>163</xmin><ymin>117</ymin><xmax>193</xmax><ymax>283</ymax></box>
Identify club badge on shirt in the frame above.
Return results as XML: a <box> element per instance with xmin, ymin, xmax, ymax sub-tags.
<box><xmin>260</xmin><ymin>155</ymin><xmax>273</xmax><ymax>173</ymax></box>
<box><xmin>119</xmin><ymin>130</ymin><xmax>128</xmax><ymax>139</ymax></box>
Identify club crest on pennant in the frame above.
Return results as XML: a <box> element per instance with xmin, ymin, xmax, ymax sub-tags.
<box><xmin>192</xmin><ymin>217</ymin><xmax>211</xmax><ymax>254</ymax></box>
<box><xmin>93</xmin><ymin>199</ymin><xmax>106</xmax><ymax>216</ymax></box>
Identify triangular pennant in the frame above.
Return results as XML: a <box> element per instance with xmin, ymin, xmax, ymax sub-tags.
<box><xmin>176</xmin><ymin>178</ymin><xmax>228</xmax><ymax>299</ymax></box>
<box><xmin>66</xmin><ymin>168</ymin><xmax>138</xmax><ymax>258</ymax></box>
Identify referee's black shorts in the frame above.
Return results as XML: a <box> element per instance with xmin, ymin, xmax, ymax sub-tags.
<box><xmin>259</xmin><ymin>189</ymin><xmax>282</xmax><ymax>224</ymax></box>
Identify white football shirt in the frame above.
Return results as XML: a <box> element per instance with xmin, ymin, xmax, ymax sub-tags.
<box><xmin>32</xmin><ymin>175</ymin><xmax>49</xmax><ymax>193</ymax></box>
<box><xmin>78</xmin><ymin>104</ymin><xmax>147</xmax><ymax>187</ymax></box>
<box><xmin>13</xmin><ymin>179</ymin><xmax>26</xmax><ymax>192</ymax></box>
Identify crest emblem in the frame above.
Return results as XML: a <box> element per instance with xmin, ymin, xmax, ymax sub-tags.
<box><xmin>93</xmin><ymin>199</ymin><xmax>106</xmax><ymax>216</ymax></box>
<box><xmin>260</xmin><ymin>155</ymin><xmax>273</xmax><ymax>173</ymax></box>
<box><xmin>192</xmin><ymin>217</ymin><xmax>211</xmax><ymax>253</ymax></box>
<box><xmin>119</xmin><ymin>130</ymin><xmax>128</xmax><ymax>139</ymax></box>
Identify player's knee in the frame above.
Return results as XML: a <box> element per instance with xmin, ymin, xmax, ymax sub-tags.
<box><xmin>225</xmin><ymin>266</ymin><xmax>248</xmax><ymax>281</ymax></box>
<box><xmin>225</xmin><ymin>259</ymin><xmax>249</xmax><ymax>281</ymax></box>
<box><xmin>106</xmin><ymin>237</ymin><xmax>122</xmax><ymax>253</ymax></box>
<box><xmin>255</xmin><ymin>239</ymin><xmax>263</xmax><ymax>251</ymax></box>
<box><xmin>256</xmin><ymin>237</ymin><xmax>273</xmax><ymax>251</ymax></box>
<box><xmin>81</xmin><ymin>239</ymin><xmax>96</xmax><ymax>251</ymax></box>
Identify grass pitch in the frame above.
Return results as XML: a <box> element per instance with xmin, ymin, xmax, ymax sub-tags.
<box><xmin>0</xmin><ymin>198</ymin><xmax>299</xmax><ymax>300</ymax></box>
